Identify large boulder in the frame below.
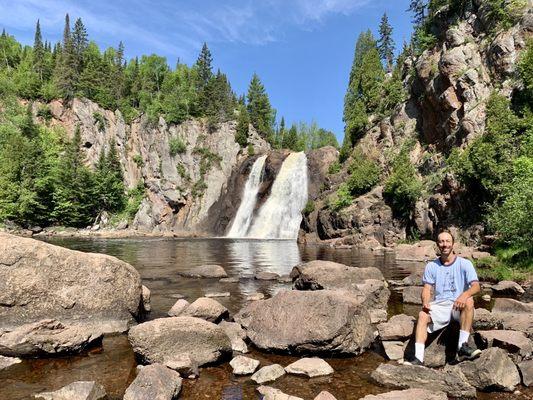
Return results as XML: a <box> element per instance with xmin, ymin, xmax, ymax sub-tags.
<box><xmin>123</xmin><ymin>364</ymin><xmax>182</xmax><ymax>400</ymax></box>
<box><xmin>219</xmin><ymin>321</ymin><xmax>248</xmax><ymax>353</ymax></box>
<box><xmin>0</xmin><ymin>319</ymin><xmax>102</xmax><ymax>357</ymax></box>
<box><xmin>377</xmin><ymin>315</ymin><xmax>415</xmax><ymax>341</ymax></box>
<box><xmin>459</xmin><ymin>348</ymin><xmax>520</xmax><ymax>391</ymax></box>
<box><xmin>518</xmin><ymin>359</ymin><xmax>533</xmax><ymax>386</ymax></box>
<box><xmin>476</xmin><ymin>330</ymin><xmax>532</xmax><ymax>358</ymax></box>
<box><xmin>0</xmin><ymin>233</ymin><xmax>142</xmax><ymax>333</ymax></box>
<box><xmin>128</xmin><ymin>317</ymin><xmax>232</xmax><ymax>367</ymax></box>
<box><xmin>491</xmin><ymin>298</ymin><xmax>533</xmax><ymax>335</ymax></box>
<box><xmin>179</xmin><ymin>297</ymin><xmax>229</xmax><ymax>323</ymax></box>
<box><xmin>34</xmin><ymin>381</ymin><xmax>106</xmax><ymax>400</ymax></box>
<box><xmin>180</xmin><ymin>264</ymin><xmax>227</xmax><ymax>278</ymax></box>
<box><xmin>491</xmin><ymin>280</ymin><xmax>525</xmax><ymax>295</ymax></box>
<box><xmin>0</xmin><ymin>355</ymin><xmax>21</xmax><ymax>371</ymax></box>
<box><xmin>371</xmin><ymin>363</ymin><xmax>476</xmax><ymax>398</ymax></box>
<box><xmin>234</xmin><ymin>290</ymin><xmax>374</xmax><ymax>355</ymax></box>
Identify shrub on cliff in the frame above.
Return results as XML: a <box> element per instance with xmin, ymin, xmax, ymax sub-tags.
<box><xmin>346</xmin><ymin>149</ymin><xmax>381</xmax><ymax>196</ymax></box>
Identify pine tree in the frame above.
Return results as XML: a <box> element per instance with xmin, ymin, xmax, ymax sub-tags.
<box><xmin>378</xmin><ymin>13</ymin><xmax>395</xmax><ymax>72</ymax></box>
<box><xmin>408</xmin><ymin>0</ymin><xmax>427</xmax><ymax>26</ymax></box>
<box><xmin>71</xmin><ymin>17</ymin><xmax>88</xmax><ymax>75</ymax></box>
<box><xmin>195</xmin><ymin>43</ymin><xmax>213</xmax><ymax>88</ymax></box>
<box><xmin>54</xmin><ymin>14</ymin><xmax>77</xmax><ymax>100</ymax></box>
<box><xmin>94</xmin><ymin>139</ymin><xmax>125</xmax><ymax>213</ymax></box>
<box><xmin>33</xmin><ymin>19</ymin><xmax>45</xmax><ymax>81</ymax></box>
<box><xmin>282</xmin><ymin>124</ymin><xmax>299</xmax><ymax>151</ymax></box>
<box><xmin>246</xmin><ymin>73</ymin><xmax>274</xmax><ymax>140</ymax></box>
<box><xmin>235</xmin><ymin>104</ymin><xmax>249</xmax><ymax>147</ymax></box>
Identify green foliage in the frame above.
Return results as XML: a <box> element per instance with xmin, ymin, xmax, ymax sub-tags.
<box><xmin>328</xmin><ymin>161</ymin><xmax>341</xmax><ymax>174</ymax></box>
<box><xmin>346</xmin><ymin>149</ymin><xmax>381</xmax><ymax>196</ymax></box>
<box><xmin>378</xmin><ymin>13</ymin><xmax>395</xmax><ymax>70</ymax></box>
<box><xmin>303</xmin><ymin>200</ymin><xmax>315</xmax><ymax>215</ymax></box>
<box><xmin>247</xmin><ymin>73</ymin><xmax>274</xmax><ymax>140</ymax></box>
<box><xmin>132</xmin><ymin>154</ymin><xmax>144</xmax><ymax>167</ymax></box>
<box><xmin>169</xmin><ymin>136</ymin><xmax>186</xmax><ymax>156</ymax></box>
<box><xmin>123</xmin><ymin>181</ymin><xmax>145</xmax><ymax>220</ymax></box>
<box><xmin>93</xmin><ymin>111</ymin><xmax>106</xmax><ymax>132</ymax></box>
<box><xmin>194</xmin><ymin>147</ymin><xmax>221</xmax><ymax>176</ymax></box>
<box><xmin>176</xmin><ymin>162</ymin><xmax>190</xmax><ymax>181</ymax></box>
<box><xmin>383</xmin><ymin>144</ymin><xmax>422</xmax><ymax>218</ymax></box>
<box><xmin>191</xmin><ymin>179</ymin><xmax>207</xmax><ymax>197</ymax></box>
<box><xmin>329</xmin><ymin>183</ymin><xmax>352</xmax><ymax>211</ymax></box>
<box><xmin>475</xmin><ymin>255</ymin><xmax>531</xmax><ymax>283</ymax></box>
<box><xmin>247</xmin><ymin>143</ymin><xmax>255</xmax><ymax>156</ymax></box>
<box><xmin>235</xmin><ymin>104</ymin><xmax>249</xmax><ymax>147</ymax></box>
<box><xmin>282</xmin><ymin>124</ymin><xmax>300</xmax><ymax>151</ymax></box>
<box><xmin>37</xmin><ymin>105</ymin><xmax>52</xmax><ymax>121</ymax></box>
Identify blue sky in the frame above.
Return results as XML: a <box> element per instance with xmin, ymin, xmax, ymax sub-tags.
<box><xmin>0</xmin><ymin>0</ymin><xmax>413</xmax><ymax>142</ymax></box>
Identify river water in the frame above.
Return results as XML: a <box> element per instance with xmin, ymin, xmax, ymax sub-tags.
<box><xmin>0</xmin><ymin>238</ymin><xmax>529</xmax><ymax>400</ymax></box>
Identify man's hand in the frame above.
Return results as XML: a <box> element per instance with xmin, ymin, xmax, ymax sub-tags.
<box><xmin>422</xmin><ymin>303</ymin><xmax>431</xmax><ymax>313</ymax></box>
<box><xmin>454</xmin><ymin>293</ymin><xmax>470</xmax><ymax>310</ymax></box>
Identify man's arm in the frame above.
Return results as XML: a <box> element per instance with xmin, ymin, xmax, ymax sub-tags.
<box><xmin>454</xmin><ymin>281</ymin><xmax>480</xmax><ymax>310</ymax></box>
<box><xmin>421</xmin><ymin>283</ymin><xmax>433</xmax><ymax>312</ymax></box>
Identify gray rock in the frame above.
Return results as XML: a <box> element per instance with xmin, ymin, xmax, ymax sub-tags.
<box><xmin>0</xmin><ymin>355</ymin><xmax>21</xmax><ymax>371</ymax></box>
<box><xmin>371</xmin><ymin>363</ymin><xmax>476</xmax><ymax>398</ymax></box>
<box><xmin>382</xmin><ymin>341</ymin><xmax>405</xmax><ymax>361</ymax></box>
<box><xmin>0</xmin><ymin>233</ymin><xmax>142</xmax><ymax>333</ymax></box>
<box><xmin>360</xmin><ymin>388</ymin><xmax>447</xmax><ymax>400</ymax></box>
<box><xmin>476</xmin><ymin>330</ymin><xmax>532</xmax><ymax>358</ymax></box>
<box><xmin>219</xmin><ymin>277</ymin><xmax>239</xmax><ymax>283</ymax></box>
<box><xmin>401</xmin><ymin>270</ymin><xmax>423</xmax><ymax>286</ymax></box>
<box><xmin>229</xmin><ymin>355</ymin><xmax>260</xmax><ymax>375</ymax></box>
<box><xmin>481</xmin><ymin>294</ymin><xmax>491</xmax><ymax>302</ymax></box>
<box><xmin>168</xmin><ymin>293</ymin><xmax>186</xmax><ymax>300</ymax></box>
<box><xmin>284</xmin><ymin>357</ymin><xmax>334</xmax><ymax>377</ymax></box>
<box><xmin>491</xmin><ymin>280</ymin><xmax>525</xmax><ymax>295</ymax></box>
<box><xmin>257</xmin><ymin>386</ymin><xmax>303</xmax><ymax>400</ymax></box>
<box><xmin>459</xmin><ymin>347</ymin><xmax>520</xmax><ymax>391</ymax></box>
<box><xmin>313</xmin><ymin>391</ymin><xmax>337</xmax><ymax>400</ymax></box>
<box><xmin>180</xmin><ymin>297</ymin><xmax>229</xmax><ymax>323</ymax></box>
<box><xmin>473</xmin><ymin>308</ymin><xmax>503</xmax><ymax>330</ymax></box>
<box><xmin>377</xmin><ymin>315</ymin><xmax>415</xmax><ymax>340</ymax></box>
<box><xmin>277</xmin><ymin>275</ymin><xmax>292</xmax><ymax>283</ymax></box>
<box><xmin>141</xmin><ymin>285</ymin><xmax>151</xmax><ymax>312</ymax></box>
<box><xmin>518</xmin><ymin>359</ymin><xmax>533</xmax><ymax>386</ymax></box>
<box><xmin>255</xmin><ymin>272</ymin><xmax>280</xmax><ymax>281</ymax></box>
<box><xmin>34</xmin><ymin>381</ymin><xmax>106</xmax><ymax>400</ymax></box>
<box><xmin>492</xmin><ymin>298</ymin><xmax>533</xmax><ymax>335</ymax></box>
<box><xmin>235</xmin><ymin>290</ymin><xmax>374</xmax><ymax>355</ymax></box>
<box><xmin>128</xmin><ymin>316</ymin><xmax>232</xmax><ymax>367</ymax></box>
<box><xmin>251</xmin><ymin>364</ymin><xmax>286</xmax><ymax>384</ymax></box>
<box><xmin>0</xmin><ymin>319</ymin><xmax>102</xmax><ymax>357</ymax></box>
<box><xmin>162</xmin><ymin>354</ymin><xmax>198</xmax><ymax>378</ymax></box>
<box><xmin>246</xmin><ymin>292</ymin><xmax>265</xmax><ymax>301</ymax></box>
<box><xmin>181</xmin><ymin>264</ymin><xmax>227</xmax><ymax>278</ymax></box>
<box><xmin>492</xmin><ymin>297</ymin><xmax>533</xmax><ymax>314</ymax></box>
<box><xmin>205</xmin><ymin>292</ymin><xmax>230</xmax><ymax>298</ymax></box>
<box><xmin>219</xmin><ymin>321</ymin><xmax>248</xmax><ymax>353</ymax></box>
<box><xmin>401</xmin><ymin>286</ymin><xmax>423</xmax><ymax>304</ymax></box>
<box><xmin>124</xmin><ymin>363</ymin><xmax>182</xmax><ymax>400</ymax></box>
<box><xmin>167</xmin><ymin>299</ymin><xmax>190</xmax><ymax>317</ymax></box>
<box><xmin>370</xmin><ymin>309</ymin><xmax>388</xmax><ymax>324</ymax></box>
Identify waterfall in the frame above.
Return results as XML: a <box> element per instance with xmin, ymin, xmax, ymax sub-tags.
<box><xmin>226</xmin><ymin>155</ymin><xmax>267</xmax><ymax>238</ymax></box>
<box><xmin>247</xmin><ymin>152</ymin><xmax>308</xmax><ymax>240</ymax></box>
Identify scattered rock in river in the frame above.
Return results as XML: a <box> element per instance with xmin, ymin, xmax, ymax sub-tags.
<box><xmin>128</xmin><ymin>316</ymin><xmax>232</xmax><ymax>367</ymax></box>
<box><xmin>313</xmin><ymin>391</ymin><xmax>337</xmax><ymax>400</ymax></box>
<box><xmin>169</xmin><ymin>293</ymin><xmax>186</xmax><ymax>300</ymax></box>
<box><xmin>371</xmin><ymin>363</ymin><xmax>476</xmax><ymax>398</ymax></box>
<box><xmin>219</xmin><ymin>321</ymin><xmax>248</xmax><ymax>353</ymax></box>
<box><xmin>251</xmin><ymin>364</ymin><xmax>286</xmax><ymax>384</ymax></box>
<box><xmin>377</xmin><ymin>315</ymin><xmax>415</xmax><ymax>340</ymax></box>
<box><xmin>163</xmin><ymin>354</ymin><xmax>199</xmax><ymax>378</ymax></box>
<box><xmin>277</xmin><ymin>275</ymin><xmax>292</xmax><ymax>283</ymax></box>
<box><xmin>219</xmin><ymin>277</ymin><xmax>239</xmax><ymax>283</ymax></box>
<box><xmin>141</xmin><ymin>285</ymin><xmax>151</xmax><ymax>312</ymax></box>
<box><xmin>518</xmin><ymin>359</ymin><xmax>533</xmax><ymax>386</ymax></box>
<box><xmin>0</xmin><ymin>232</ymin><xmax>143</xmax><ymax>334</ymax></box>
<box><xmin>180</xmin><ymin>297</ymin><xmax>229</xmax><ymax>323</ymax></box>
<box><xmin>124</xmin><ymin>363</ymin><xmax>182</xmax><ymax>400</ymax></box>
<box><xmin>256</xmin><ymin>385</ymin><xmax>303</xmax><ymax>400</ymax></box>
<box><xmin>34</xmin><ymin>381</ymin><xmax>107</xmax><ymax>400</ymax></box>
<box><xmin>382</xmin><ymin>341</ymin><xmax>405</xmax><ymax>361</ymax></box>
<box><xmin>491</xmin><ymin>280</ymin><xmax>525</xmax><ymax>296</ymax></box>
<box><xmin>167</xmin><ymin>299</ymin><xmax>190</xmax><ymax>317</ymax></box>
<box><xmin>235</xmin><ymin>290</ymin><xmax>374</xmax><ymax>355</ymax></box>
<box><xmin>0</xmin><ymin>319</ymin><xmax>102</xmax><ymax>357</ymax></box>
<box><xmin>0</xmin><ymin>355</ymin><xmax>21</xmax><ymax>371</ymax></box>
<box><xmin>230</xmin><ymin>355</ymin><xmax>260</xmax><ymax>375</ymax></box>
<box><xmin>459</xmin><ymin>347</ymin><xmax>520</xmax><ymax>392</ymax></box>
<box><xmin>255</xmin><ymin>272</ymin><xmax>280</xmax><ymax>281</ymax></box>
<box><xmin>205</xmin><ymin>292</ymin><xmax>230</xmax><ymax>298</ymax></box>
<box><xmin>284</xmin><ymin>357</ymin><xmax>334</xmax><ymax>377</ymax></box>
<box><xmin>360</xmin><ymin>388</ymin><xmax>447</xmax><ymax>400</ymax></box>
<box><xmin>180</xmin><ymin>264</ymin><xmax>228</xmax><ymax>278</ymax></box>
<box><xmin>476</xmin><ymin>330</ymin><xmax>532</xmax><ymax>359</ymax></box>
<box><xmin>246</xmin><ymin>293</ymin><xmax>265</xmax><ymax>301</ymax></box>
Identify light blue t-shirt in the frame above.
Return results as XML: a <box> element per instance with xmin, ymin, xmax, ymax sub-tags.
<box><xmin>422</xmin><ymin>256</ymin><xmax>479</xmax><ymax>301</ymax></box>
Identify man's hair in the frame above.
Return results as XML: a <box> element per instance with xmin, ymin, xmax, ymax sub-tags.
<box><xmin>437</xmin><ymin>229</ymin><xmax>455</xmax><ymax>244</ymax></box>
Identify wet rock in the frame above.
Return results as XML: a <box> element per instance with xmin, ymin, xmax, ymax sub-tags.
<box><xmin>371</xmin><ymin>363</ymin><xmax>475</xmax><ymax>398</ymax></box>
<box><xmin>219</xmin><ymin>321</ymin><xmax>248</xmax><ymax>353</ymax></box>
<box><xmin>163</xmin><ymin>354</ymin><xmax>198</xmax><ymax>377</ymax></box>
<box><xmin>180</xmin><ymin>264</ymin><xmax>228</xmax><ymax>278</ymax></box>
<box><xmin>313</xmin><ymin>391</ymin><xmax>337</xmax><ymax>400</ymax></box>
<box><xmin>246</xmin><ymin>293</ymin><xmax>265</xmax><ymax>301</ymax></box>
<box><xmin>141</xmin><ymin>285</ymin><xmax>151</xmax><ymax>312</ymax></box>
<box><xmin>473</xmin><ymin>308</ymin><xmax>503</xmax><ymax>330</ymax></box>
<box><xmin>491</xmin><ymin>281</ymin><xmax>525</xmax><ymax>295</ymax></box>
<box><xmin>459</xmin><ymin>347</ymin><xmax>520</xmax><ymax>391</ymax></box>
<box><xmin>34</xmin><ymin>381</ymin><xmax>106</xmax><ymax>400</ymax></box>
<box><xmin>256</xmin><ymin>385</ymin><xmax>303</xmax><ymax>400</ymax></box>
<box><xmin>219</xmin><ymin>277</ymin><xmax>239</xmax><ymax>283</ymax></box>
<box><xmin>0</xmin><ymin>355</ymin><xmax>21</xmax><ymax>371</ymax></box>
<box><xmin>382</xmin><ymin>341</ymin><xmax>405</xmax><ymax>361</ymax></box>
<box><xmin>255</xmin><ymin>272</ymin><xmax>280</xmax><ymax>281</ymax></box>
<box><xmin>229</xmin><ymin>355</ymin><xmax>260</xmax><ymax>375</ymax></box>
<box><xmin>0</xmin><ymin>233</ymin><xmax>142</xmax><ymax>333</ymax></box>
<box><xmin>180</xmin><ymin>297</ymin><xmax>229</xmax><ymax>323</ymax></box>
<box><xmin>481</xmin><ymin>294</ymin><xmax>491</xmax><ymax>302</ymax></box>
<box><xmin>476</xmin><ymin>330</ymin><xmax>532</xmax><ymax>358</ymax></box>
<box><xmin>124</xmin><ymin>363</ymin><xmax>182</xmax><ymax>400</ymax></box>
<box><xmin>169</xmin><ymin>293</ymin><xmax>186</xmax><ymax>300</ymax></box>
<box><xmin>284</xmin><ymin>357</ymin><xmax>334</xmax><ymax>377</ymax></box>
<box><xmin>401</xmin><ymin>286</ymin><xmax>423</xmax><ymax>304</ymax></box>
<box><xmin>0</xmin><ymin>319</ymin><xmax>103</xmax><ymax>357</ymax></box>
<box><xmin>205</xmin><ymin>292</ymin><xmax>230</xmax><ymax>298</ymax></box>
<box><xmin>360</xmin><ymin>388</ymin><xmax>447</xmax><ymax>400</ymax></box>
<box><xmin>277</xmin><ymin>275</ymin><xmax>292</xmax><ymax>283</ymax></box>
<box><xmin>518</xmin><ymin>359</ymin><xmax>533</xmax><ymax>386</ymax></box>
<box><xmin>235</xmin><ymin>290</ymin><xmax>374</xmax><ymax>355</ymax></box>
<box><xmin>377</xmin><ymin>315</ymin><xmax>415</xmax><ymax>340</ymax></box>
<box><xmin>167</xmin><ymin>299</ymin><xmax>190</xmax><ymax>317</ymax></box>
<box><xmin>251</xmin><ymin>364</ymin><xmax>286</xmax><ymax>384</ymax></box>
<box><xmin>128</xmin><ymin>316</ymin><xmax>232</xmax><ymax>367</ymax></box>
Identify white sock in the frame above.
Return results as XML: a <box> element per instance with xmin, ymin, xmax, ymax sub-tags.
<box><xmin>458</xmin><ymin>330</ymin><xmax>470</xmax><ymax>349</ymax></box>
<box><xmin>415</xmin><ymin>342</ymin><xmax>425</xmax><ymax>362</ymax></box>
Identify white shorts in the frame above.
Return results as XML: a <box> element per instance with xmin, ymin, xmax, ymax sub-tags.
<box><xmin>427</xmin><ymin>299</ymin><xmax>461</xmax><ymax>333</ymax></box>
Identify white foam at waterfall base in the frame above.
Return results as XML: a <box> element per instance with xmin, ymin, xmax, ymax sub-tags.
<box><xmin>226</xmin><ymin>154</ymin><xmax>267</xmax><ymax>238</ymax></box>
<box><xmin>247</xmin><ymin>152</ymin><xmax>308</xmax><ymax>240</ymax></box>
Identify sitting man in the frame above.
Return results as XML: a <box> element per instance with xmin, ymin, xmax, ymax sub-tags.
<box><xmin>405</xmin><ymin>230</ymin><xmax>481</xmax><ymax>365</ymax></box>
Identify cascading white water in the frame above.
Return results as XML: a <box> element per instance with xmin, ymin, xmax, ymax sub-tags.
<box><xmin>247</xmin><ymin>152</ymin><xmax>308</xmax><ymax>240</ymax></box>
<box><xmin>226</xmin><ymin>155</ymin><xmax>267</xmax><ymax>238</ymax></box>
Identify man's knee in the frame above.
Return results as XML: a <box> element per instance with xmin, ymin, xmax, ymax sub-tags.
<box><xmin>418</xmin><ymin>310</ymin><xmax>431</xmax><ymax>324</ymax></box>
<box><xmin>464</xmin><ymin>297</ymin><xmax>474</xmax><ymax>311</ymax></box>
